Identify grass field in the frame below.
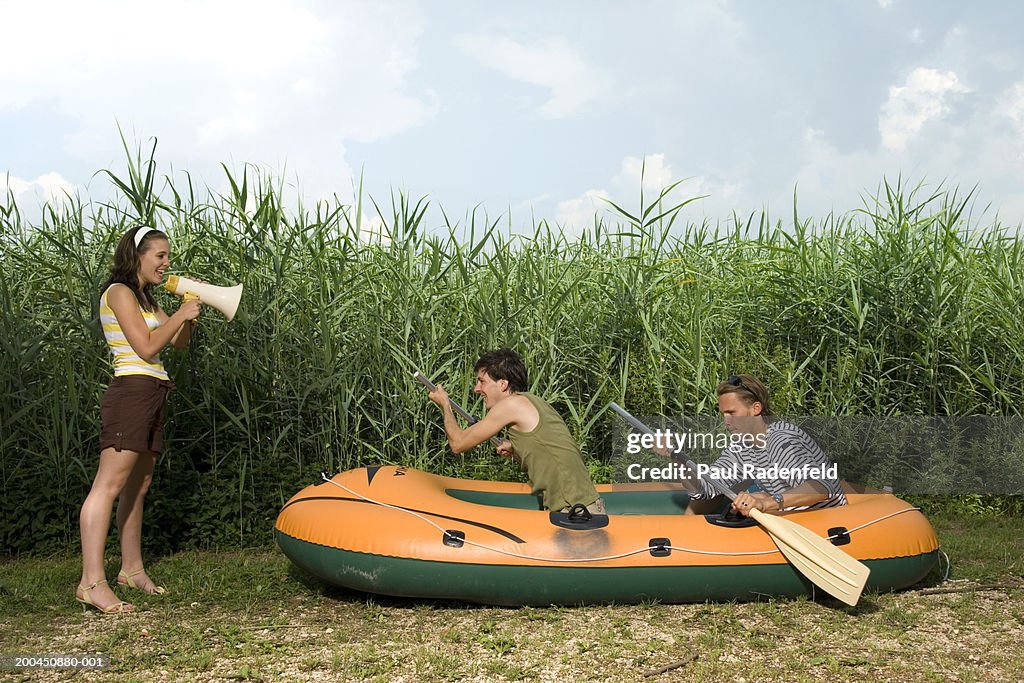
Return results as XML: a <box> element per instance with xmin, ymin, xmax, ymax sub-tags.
<box><xmin>1</xmin><ymin>513</ymin><xmax>1021</xmax><ymax>682</ymax></box>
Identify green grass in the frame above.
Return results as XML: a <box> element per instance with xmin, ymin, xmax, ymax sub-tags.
<box><xmin>0</xmin><ymin>515</ymin><xmax>1021</xmax><ymax>681</ymax></box>
<box><xmin>927</xmin><ymin>514</ymin><xmax>1024</xmax><ymax>580</ymax></box>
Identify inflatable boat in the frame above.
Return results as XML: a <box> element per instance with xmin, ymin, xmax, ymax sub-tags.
<box><xmin>275</xmin><ymin>466</ymin><xmax>939</xmax><ymax>605</ymax></box>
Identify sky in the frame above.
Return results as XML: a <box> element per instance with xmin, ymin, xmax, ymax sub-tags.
<box><xmin>3</xmin><ymin>0</ymin><xmax>1024</xmax><ymax>234</ymax></box>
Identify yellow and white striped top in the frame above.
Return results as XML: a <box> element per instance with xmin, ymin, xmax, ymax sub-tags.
<box><xmin>100</xmin><ymin>284</ymin><xmax>169</xmax><ymax>379</ymax></box>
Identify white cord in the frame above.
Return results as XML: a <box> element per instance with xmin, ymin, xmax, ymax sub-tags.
<box><xmin>938</xmin><ymin>549</ymin><xmax>952</xmax><ymax>581</ymax></box>
<box><xmin>825</xmin><ymin>507</ymin><xmax>923</xmax><ymax>540</ymax></box>
<box><xmin>318</xmin><ymin>474</ymin><xmax>925</xmax><ymax>564</ymax></box>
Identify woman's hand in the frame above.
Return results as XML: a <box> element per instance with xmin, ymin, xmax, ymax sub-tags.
<box><xmin>166</xmin><ymin>297</ymin><xmax>201</xmax><ymax>348</ymax></box>
<box><xmin>177</xmin><ymin>297</ymin><xmax>202</xmax><ymax>321</ymax></box>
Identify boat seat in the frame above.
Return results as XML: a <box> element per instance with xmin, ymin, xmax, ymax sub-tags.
<box><xmin>445</xmin><ymin>489</ymin><xmax>692</xmax><ymax>515</ymax></box>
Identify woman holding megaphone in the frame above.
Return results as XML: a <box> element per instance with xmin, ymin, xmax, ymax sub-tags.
<box><xmin>76</xmin><ymin>225</ymin><xmax>202</xmax><ymax>614</ymax></box>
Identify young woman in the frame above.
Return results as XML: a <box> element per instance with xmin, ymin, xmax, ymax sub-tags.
<box><xmin>76</xmin><ymin>225</ymin><xmax>201</xmax><ymax>614</ymax></box>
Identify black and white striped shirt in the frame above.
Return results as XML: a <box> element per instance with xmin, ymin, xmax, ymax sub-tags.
<box><xmin>691</xmin><ymin>420</ymin><xmax>847</xmax><ymax>509</ymax></box>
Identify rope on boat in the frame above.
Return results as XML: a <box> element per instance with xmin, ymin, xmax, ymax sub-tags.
<box><xmin>320</xmin><ymin>474</ymin><xmax>924</xmax><ymax>564</ymax></box>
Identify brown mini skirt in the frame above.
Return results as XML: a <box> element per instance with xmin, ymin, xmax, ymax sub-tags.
<box><xmin>99</xmin><ymin>375</ymin><xmax>175</xmax><ymax>454</ymax></box>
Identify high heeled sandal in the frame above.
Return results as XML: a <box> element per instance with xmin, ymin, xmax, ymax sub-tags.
<box><xmin>117</xmin><ymin>568</ymin><xmax>167</xmax><ymax>595</ymax></box>
<box><xmin>76</xmin><ymin>580</ymin><xmax>134</xmax><ymax>614</ymax></box>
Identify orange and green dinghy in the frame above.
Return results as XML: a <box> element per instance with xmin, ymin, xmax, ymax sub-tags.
<box><xmin>275</xmin><ymin>466</ymin><xmax>939</xmax><ymax>605</ymax></box>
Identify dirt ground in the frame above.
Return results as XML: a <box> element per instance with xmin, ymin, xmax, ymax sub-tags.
<box><xmin>5</xmin><ymin>578</ymin><xmax>1023</xmax><ymax>682</ymax></box>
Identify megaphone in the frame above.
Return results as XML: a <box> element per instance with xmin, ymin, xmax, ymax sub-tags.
<box><xmin>164</xmin><ymin>275</ymin><xmax>242</xmax><ymax>322</ymax></box>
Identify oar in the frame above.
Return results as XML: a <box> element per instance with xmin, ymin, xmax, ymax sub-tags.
<box><xmin>413</xmin><ymin>371</ymin><xmax>503</xmax><ymax>446</ymax></box>
<box><xmin>609</xmin><ymin>402</ymin><xmax>870</xmax><ymax>606</ymax></box>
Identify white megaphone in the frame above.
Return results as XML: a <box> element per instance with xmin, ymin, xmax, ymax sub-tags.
<box><xmin>164</xmin><ymin>274</ymin><xmax>243</xmax><ymax>322</ymax></box>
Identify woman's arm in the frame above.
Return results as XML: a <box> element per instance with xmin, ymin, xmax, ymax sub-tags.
<box><xmin>156</xmin><ymin>305</ymin><xmax>194</xmax><ymax>349</ymax></box>
<box><xmin>107</xmin><ymin>285</ymin><xmax>200</xmax><ymax>359</ymax></box>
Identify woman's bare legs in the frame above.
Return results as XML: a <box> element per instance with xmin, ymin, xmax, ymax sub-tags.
<box><xmin>79</xmin><ymin>447</ymin><xmax>141</xmax><ymax>610</ymax></box>
<box><xmin>116</xmin><ymin>452</ymin><xmax>161</xmax><ymax>592</ymax></box>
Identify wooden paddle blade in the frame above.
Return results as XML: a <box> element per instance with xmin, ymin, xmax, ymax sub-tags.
<box><xmin>750</xmin><ymin>509</ymin><xmax>870</xmax><ymax>606</ymax></box>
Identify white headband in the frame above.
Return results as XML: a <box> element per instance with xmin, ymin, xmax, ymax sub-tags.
<box><xmin>133</xmin><ymin>226</ymin><xmax>157</xmax><ymax>248</ymax></box>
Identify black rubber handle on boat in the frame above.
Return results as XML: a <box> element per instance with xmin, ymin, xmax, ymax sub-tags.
<box><xmin>608</xmin><ymin>401</ymin><xmax>738</xmax><ymax>502</ymax></box>
<box><xmin>414</xmin><ymin>371</ymin><xmax>503</xmax><ymax>447</ymax></box>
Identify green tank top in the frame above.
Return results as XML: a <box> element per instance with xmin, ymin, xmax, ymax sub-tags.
<box><xmin>507</xmin><ymin>393</ymin><xmax>599</xmax><ymax>511</ymax></box>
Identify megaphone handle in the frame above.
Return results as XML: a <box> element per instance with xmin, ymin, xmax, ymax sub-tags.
<box><xmin>188</xmin><ymin>312</ymin><xmax>200</xmax><ymax>382</ymax></box>
<box><xmin>183</xmin><ymin>292</ymin><xmax>200</xmax><ymax>324</ymax></box>
<box><xmin>183</xmin><ymin>292</ymin><xmax>200</xmax><ymax>301</ymax></box>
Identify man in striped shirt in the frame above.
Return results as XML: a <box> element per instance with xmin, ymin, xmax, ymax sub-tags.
<box><xmin>686</xmin><ymin>374</ymin><xmax>846</xmax><ymax>516</ymax></box>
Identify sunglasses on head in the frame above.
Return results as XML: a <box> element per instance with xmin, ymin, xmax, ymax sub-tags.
<box><xmin>727</xmin><ymin>375</ymin><xmax>752</xmax><ymax>392</ymax></box>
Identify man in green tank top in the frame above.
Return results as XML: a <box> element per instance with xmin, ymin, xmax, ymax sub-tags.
<box><xmin>427</xmin><ymin>348</ymin><xmax>604</xmax><ymax>514</ymax></box>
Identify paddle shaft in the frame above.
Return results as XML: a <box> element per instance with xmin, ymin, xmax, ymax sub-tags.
<box><xmin>414</xmin><ymin>371</ymin><xmax>503</xmax><ymax>447</ymax></box>
<box><xmin>609</xmin><ymin>401</ymin><xmax>738</xmax><ymax>502</ymax></box>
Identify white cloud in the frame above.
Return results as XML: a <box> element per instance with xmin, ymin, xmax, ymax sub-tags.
<box><xmin>0</xmin><ymin>0</ymin><xmax>438</xmax><ymax>202</ymax></box>
<box><xmin>996</xmin><ymin>82</ymin><xmax>1024</xmax><ymax>131</ymax></box>
<box><xmin>877</xmin><ymin>0</ymin><xmax>894</xmax><ymax>8</ymax></box>
<box><xmin>198</xmin><ymin>114</ymin><xmax>263</xmax><ymax>147</ymax></box>
<box><xmin>992</xmin><ymin>82</ymin><xmax>1024</xmax><ymax>165</ymax></box>
<box><xmin>612</xmin><ymin>154</ymin><xmax>676</xmax><ymax>196</ymax></box>
<box><xmin>555</xmin><ymin>153</ymin><xmax>678</xmax><ymax>230</ymax></box>
<box><xmin>0</xmin><ymin>1</ymin><xmax>332</xmax><ymax>111</ymax></box>
<box><xmin>879</xmin><ymin>67</ymin><xmax>968</xmax><ymax>152</ymax></box>
<box><xmin>2</xmin><ymin>172</ymin><xmax>78</xmax><ymax>205</ymax></box>
<box><xmin>788</xmin><ymin>128</ymin><xmax>878</xmax><ymax>214</ymax></box>
<box><xmin>610</xmin><ymin>154</ymin><xmax>722</xmax><ymax>216</ymax></box>
<box><xmin>455</xmin><ymin>33</ymin><xmax>603</xmax><ymax>118</ymax></box>
<box><xmin>790</xmin><ymin>91</ymin><xmax>1024</xmax><ymax>225</ymax></box>
<box><xmin>353</xmin><ymin>210</ymin><xmax>391</xmax><ymax>245</ymax></box>
<box><xmin>553</xmin><ymin>153</ymin><xmax>724</xmax><ymax>230</ymax></box>
<box><xmin>554</xmin><ymin>189</ymin><xmax>609</xmax><ymax>229</ymax></box>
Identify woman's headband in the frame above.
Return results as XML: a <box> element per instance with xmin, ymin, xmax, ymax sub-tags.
<box><xmin>133</xmin><ymin>225</ymin><xmax>157</xmax><ymax>248</ymax></box>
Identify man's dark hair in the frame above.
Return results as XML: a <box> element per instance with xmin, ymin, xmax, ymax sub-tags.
<box><xmin>474</xmin><ymin>348</ymin><xmax>528</xmax><ymax>392</ymax></box>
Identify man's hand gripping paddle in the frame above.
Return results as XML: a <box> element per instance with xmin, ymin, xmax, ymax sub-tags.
<box><xmin>413</xmin><ymin>371</ymin><xmax>502</xmax><ymax>446</ymax></box>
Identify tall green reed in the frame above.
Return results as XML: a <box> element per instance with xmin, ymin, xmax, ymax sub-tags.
<box><xmin>2</xmin><ymin>143</ymin><xmax>1022</xmax><ymax>555</ymax></box>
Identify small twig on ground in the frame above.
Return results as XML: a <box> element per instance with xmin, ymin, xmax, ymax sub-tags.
<box><xmin>643</xmin><ymin>652</ymin><xmax>697</xmax><ymax>677</ymax></box>
<box><xmin>915</xmin><ymin>581</ymin><xmax>1022</xmax><ymax>596</ymax></box>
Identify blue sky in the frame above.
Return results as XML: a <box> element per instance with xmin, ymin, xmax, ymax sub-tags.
<box><xmin>3</xmin><ymin>0</ymin><xmax>1024</xmax><ymax>232</ymax></box>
